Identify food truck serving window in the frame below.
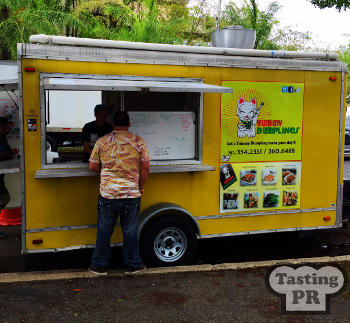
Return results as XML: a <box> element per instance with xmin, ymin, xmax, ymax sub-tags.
<box><xmin>41</xmin><ymin>75</ymin><xmax>232</xmax><ymax>169</ymax></box>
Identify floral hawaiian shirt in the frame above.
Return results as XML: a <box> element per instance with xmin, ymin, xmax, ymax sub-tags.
<box><xmin>90</xmin><ymin>130</ymin><xmax>150</xmax><ymax>199</ymax></box>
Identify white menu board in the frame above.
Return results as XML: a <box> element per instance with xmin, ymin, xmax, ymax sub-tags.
<box><xmin>129</xmin><ymin>111</ymin><xmax>196</xmax><ymax>160</ymax></box>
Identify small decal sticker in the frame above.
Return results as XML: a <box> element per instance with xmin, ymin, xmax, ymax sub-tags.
<box><xmin>27</xmin><ymin>119</ymin><xmax>37</xmax><ymax>131</ymax></box>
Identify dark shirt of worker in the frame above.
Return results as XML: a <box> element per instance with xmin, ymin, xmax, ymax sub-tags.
<box><xmin>81</xmin><ymin>104</ymin><xmax>113</xmax><ymax>162</ymax></box>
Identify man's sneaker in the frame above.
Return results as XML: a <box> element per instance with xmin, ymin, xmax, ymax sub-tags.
<box><xmin>124</xmin><ymin>263</ymin><xmax>146</xmax><ymax>274</ymax></box>
<box><xmin>88</xmin><ymin>264</ymin><xmax>107</xmax><ymax>276</ymax></box>
<box><xmin>0</xmin><ymin>232</ymin><xmax>6</xmax><ymax>238</ymax></box>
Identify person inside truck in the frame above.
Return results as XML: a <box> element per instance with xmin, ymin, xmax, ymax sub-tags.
<box><xmin>82</xmin><ymin>104</ymin><xmax>113</xmax><ymax>162</ymax></box>
<box><xmin>0</xmin><ymin>117</ymin><xmax>19</xmax><ymax>238</ymax></box>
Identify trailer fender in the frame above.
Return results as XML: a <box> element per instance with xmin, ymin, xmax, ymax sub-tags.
<box><xmin>138</xmin><ymin>203</ymin><xmax>201</xmax><ymax>239</ymax></box>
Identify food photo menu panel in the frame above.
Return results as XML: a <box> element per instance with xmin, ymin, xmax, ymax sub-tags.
<box><xmin>219</xmin><ymin>162</ymin><xmax>301</xmax><ymax>213</ymax></box>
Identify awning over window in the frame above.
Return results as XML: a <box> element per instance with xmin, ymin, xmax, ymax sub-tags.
<box><xmin>43</xmin><ymin>78</ymin><xmax>233</xmax><ymax>93</ymax></box>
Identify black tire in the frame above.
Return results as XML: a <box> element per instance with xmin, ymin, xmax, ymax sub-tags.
<box><xmin>46</xmin><ymin>134</ymin><xmax>58</xmax><ymax>152</ymax></box>
<box><xmin>140</xmin><ymin>215</ymin><xmax>197</xmax><ymax>267</ymax></box>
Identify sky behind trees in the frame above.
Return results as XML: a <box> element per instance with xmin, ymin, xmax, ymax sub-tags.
<box><xmin>195</xmin><ymin>0</ymin><xmax>350</xmax><ymax>49</ymax></box>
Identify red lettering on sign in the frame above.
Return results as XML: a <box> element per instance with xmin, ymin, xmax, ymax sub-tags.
<box><xmin>224</xmin><ymin>176</ymin><xmax>233</xmax><ymax>184</ymax></box>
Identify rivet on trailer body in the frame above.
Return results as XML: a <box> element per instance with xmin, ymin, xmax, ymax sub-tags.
<box><xmin>323</xmin><ymin>216</ymin><xmax>331</xmax><ymax>221</ymax></box>
<box><xmin>25</xmin><ymin>67</ymin><xmax>35</xmax><ymax>72</ymax></box>
<box><xmin>329</xmin><ymin>76</ymin><xmax>337</xmax><ymax>81</ymax></box>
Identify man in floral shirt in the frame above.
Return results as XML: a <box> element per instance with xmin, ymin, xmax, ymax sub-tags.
<box><xmin>89</xmin><ymin>111</ymin><xmax>150</xmax><ymax>275</ymax></box>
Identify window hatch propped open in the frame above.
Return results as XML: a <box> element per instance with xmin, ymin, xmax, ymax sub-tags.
<box><xmin>43</xmin><ymin>78</ymin><xmax>233</xmax><ymax>93</ymax></box>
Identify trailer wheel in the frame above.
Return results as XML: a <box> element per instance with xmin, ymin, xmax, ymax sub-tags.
<box><xmin>140</xmin><ymin>215</ymin><xmax>197</xmax><ymax>267</ymax></box>
<box><xmin>46</xmin><ymin>135</ymin><xmax>58</xmax><ymax>152</ymax></box>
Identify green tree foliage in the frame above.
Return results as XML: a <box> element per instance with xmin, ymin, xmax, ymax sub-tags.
<box><xmin>74</xmin><ymin>0</ymin><xmax>191</xmax><ymax>44</ymax></box>
<box><xmin>338</xmin><ymin>44</ymin><xmax>350</xmax><ymax>104</ymax></box>
<box><xmin>309</xmin><ymin>0</ymin><xmax>350</xmax><ymax>11</ymax></box>
<box><xmin>221</xmin><ymin>0</ymin><xmax>280</xmax><ymax>49</ymax></box>
<box><xmin>74</xmin><ymin>0</ymin><xmax>137</xmax><ymax>39</ymax></box>
<box><xmin>271</xmin><ymin>29</ymin><xmax>313</xmax><ymax>51</ymax></box>
<box><xmin>0</xmin><ymin>0</ymin><xmax>343</xmax><ymax>60</ymax></box>
<box><xmin>185</xmin><ymin>0</ymin><xmax>215</xmax><ymax>45</ymax></box>
<box><xmin>0</xmin><ymin>0</ymin><xmax>81</xmax><ymax>60</ymax></box>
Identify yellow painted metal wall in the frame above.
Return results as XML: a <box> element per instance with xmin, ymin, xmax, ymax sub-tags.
<box><xmin>21</xmin><ymin>58</ymin><xmax>345</xmax><ymax>251</ymax></box>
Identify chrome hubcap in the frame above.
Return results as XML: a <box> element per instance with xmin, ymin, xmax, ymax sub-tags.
<box><xmin>154</xmin><ymin>227</ymin><xmax>187</xmax><ymax>262</ymax></box>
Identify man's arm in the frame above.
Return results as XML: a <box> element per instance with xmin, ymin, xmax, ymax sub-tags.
<box><xmin>89</xmin><ymin>161</ymin><xmax>101</xmax><ymax>173</ymax></box>
<box><xmin>139</xmin><ymin>160</ymin><xmax>150</xmax><ymax>195</ymax></box>
<box><xmin>83</xmin><ymin>141</ymin><xmax>92</xmax><ymax>155</ymax></box>
<box><xmin>89</xmin><ymin>139</ymin><xmax>101</xmax><ymax>173</ymax></box>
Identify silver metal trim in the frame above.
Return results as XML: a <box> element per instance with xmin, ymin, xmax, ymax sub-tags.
<box><xmin>121</xmin><ymin>91</ymin><xmax>124</xmax><ymax>111</ymax></box>
<box><xmin>23</xmin><ymin>242</ymin><xmax>122</xmax><ymax>254</ymax></box>
<box><xmin>199</xmin><ymin>225</ymin><xmax>342</xmax><ymax>239</ymax></box>
<box><xmin>41</xmin><ymin>162</ymin><xmax>89</xmax><ymax>170</ymax></box>
<box><xmin>43</xmin><ymin>77</ymin><xmax>232</xmax><ymax>93</ymax></box>
<box><xmin>199</xmin><ymin>89</ymin><xmax>204</xmax><ymax>163</ymax></box>
<box><xmin>337</xmin><ymin>70</ymin><xmax>346</xmax><ymax>226</ymax></box>
<box><xmin>27</xmin><ymin>208</ymin><xmax>335</xmax><ymax>231</ymax></box>
<box><xmin>337</xmin><ymin>184</ymin><xmax>344</xmax><ymax>226</ymax></box>
<box><xmin>24</xmin><ymin>225</ymin><xmax>341</xmax><ymax>253</ymax></box>
<box><xmin>40</xmin><ymin>75</ymin><xmax>46</xmax><ymax>168</ymax></box>
<box><xmin>149</xmin><ymin>160</ymin><xmax>202</xmax><ymax>166</ymax></box>
<box><xmin>26</xmin><ymin>223</ymin><xmax>120</xmax><ymax>233</ymax></box>
<box><xmin>40</xmin><ymin>159</ymin><xmax>203</xmax><ymax>169</ymax></box>
<box><xmin>41</xmin><ymin>73</ymin><xmax>205</xmax><ymax>82</ymax></box>
<box><xmin>147</xmin><ymin>164</ymin><xmax>214</xmax><ymax>173</ymax></box>
<box><xmin>34</xmin><ymin>164</ymin><xmax>215</xmax><ymax>179</ymax></box>
<box><xmin>0</xmin><ymin>159</ymin><xmax>20</xmax><ymax>174</ymax></box>
<box><xmin>20</xmin><ymin>44</ymin><xmax>348</xmax><ymax>73</ymax></box>
<box><xmin>138</xmin><ymin>203</ymin><xmax>201</xmax><ymax>238</ymax></box>
<box><xmin>196</xmin><ymin>207</ymin><xmax>337</xmax><ymax>219</ymax></box>
<box><xmin>17</xmin><ymin>44</ymin><xmax>27</xmax><ymax>255</ymax></box>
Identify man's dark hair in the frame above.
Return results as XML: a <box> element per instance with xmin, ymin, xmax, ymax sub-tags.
<box><xmin>0</xmin><ymin>117</ymin><xmax>9</xmax><ymax>127</ymax></box>
<box><xmin>113</xmin><ymin>111</ymin><xmax>130</xmax><ymax>127</ymax></box>
<box><xmin>94</xmin><ymin>104</ymin><xmax>110</xmax><ymax>113</ymax></box>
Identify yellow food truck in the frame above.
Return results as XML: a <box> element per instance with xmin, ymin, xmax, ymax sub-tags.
<box><xmin>16</xmin><ymin>35</ymin><xmax>348</xmax><ymax>266</ymax></box>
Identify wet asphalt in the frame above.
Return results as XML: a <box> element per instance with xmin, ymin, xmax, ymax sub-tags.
<box><xmin>1</xmin><ymin>263</ymin><xmax>350</xmax><ymax>322</ymax></box>
<box><xmin>0</xmin><ymin>216</ymin><xmax>350</xmax><ymax>322</ymax></box>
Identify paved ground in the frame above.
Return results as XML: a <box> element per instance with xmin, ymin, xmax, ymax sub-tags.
<box><xmin>1</xmin><ymin>260</ymin><xmax>350</xmax><ymax>322</ymax></box>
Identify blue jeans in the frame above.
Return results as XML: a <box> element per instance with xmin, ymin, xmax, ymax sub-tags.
<box><xmin>91</xmin><ymin>195</ymin><xmax>143</xmax><ymax>269</ymax></box>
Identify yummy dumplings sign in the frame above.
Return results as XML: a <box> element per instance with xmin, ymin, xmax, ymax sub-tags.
<box><xmin>219</xmin><ymin>81</ymin><xmax>303</xmax><ymax>213</ymax></box>
<box><xmin>220</xmin><ymin>81</ymin><xmax>304</xmax><ymax>163</ymax></box>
